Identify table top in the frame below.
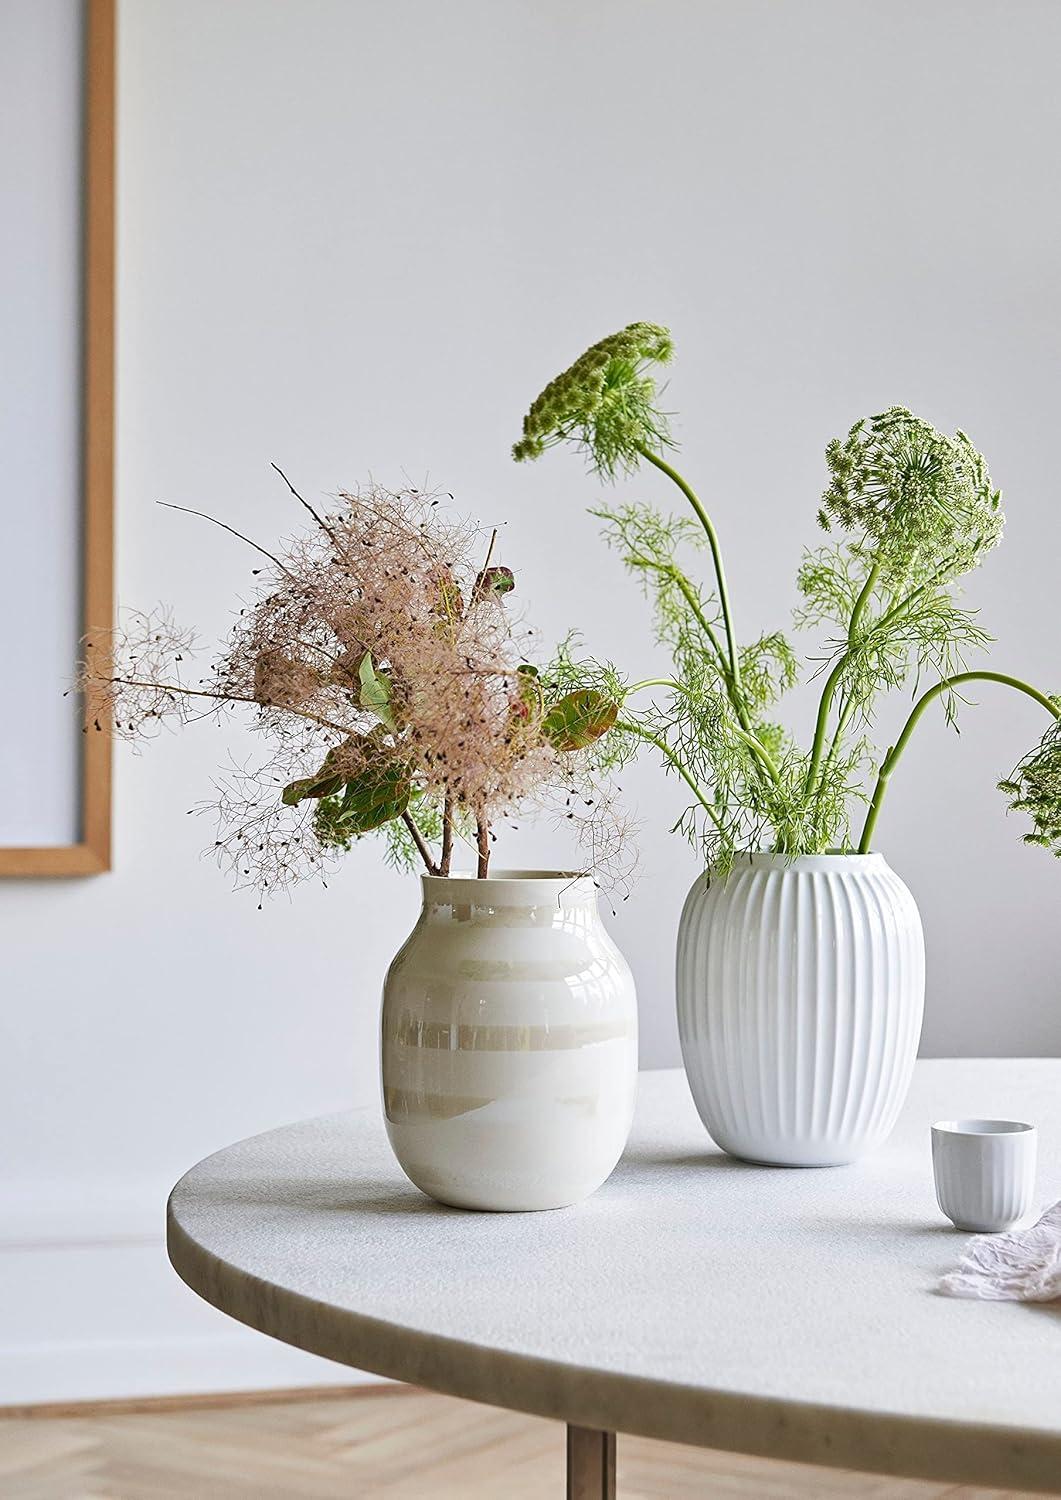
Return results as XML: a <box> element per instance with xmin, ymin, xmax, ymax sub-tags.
<box><xmin>168</xmin><ymin>1060</ymin><xmax>1061</xmax><ymax>1492</ymax></box>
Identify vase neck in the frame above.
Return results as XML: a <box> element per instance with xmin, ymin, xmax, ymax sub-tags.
<box><xmin>420</xmin><ymin>870</ymin><xmax>597</xmax><ymax>913</ymax></box>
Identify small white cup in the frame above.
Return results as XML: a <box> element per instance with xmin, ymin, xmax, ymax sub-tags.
<box><xmin>931</xmin><ymin>1118</ymin><xmax>1037</xmax><ymax>1232</ymax></box>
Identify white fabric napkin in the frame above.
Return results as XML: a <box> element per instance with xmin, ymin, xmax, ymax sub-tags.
<box><xmin>939</xmin><ymin>1201</ymin><xmax>1061</xmax><ymax>1300</ymax></box>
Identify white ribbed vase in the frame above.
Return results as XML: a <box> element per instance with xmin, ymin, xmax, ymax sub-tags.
<box><xmin>382</xmin><ymin>871</ymin><xmax>638</xmax><ymax>1211</ymax></box>
<box><xmin>676</xmin><ymin>853</ymin><xmax>925</xmax><ymax>1167</ymax></box>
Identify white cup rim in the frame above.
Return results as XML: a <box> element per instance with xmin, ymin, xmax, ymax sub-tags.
<box><xmin>932</xmin><ymin>1117</ymin><xmax>1035</xmax><ymax>1137</ymax></box>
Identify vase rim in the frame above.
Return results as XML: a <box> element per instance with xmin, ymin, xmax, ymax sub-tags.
<box><xmin>420</xmin><ymin>869</ymin><xmax>597</xmax><ymax>908</ymax></box>
<box><xmin>727</xmin><ymin>850</ymin><xmax>885</xmax><ymax>871</ymax></box>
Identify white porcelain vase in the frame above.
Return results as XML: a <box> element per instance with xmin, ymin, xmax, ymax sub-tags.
<box><xmin>676</xmin><ymin>852</ymin><xmax>925</xmax><ymax>1166</ymax></box>
<box><xmin>382</xmin><ymin>871</ymin><xmax>638</xmax><ymax>1211</ymax></box>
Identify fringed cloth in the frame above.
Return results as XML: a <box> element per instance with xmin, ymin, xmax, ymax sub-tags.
<box><xmin>939</xmin><ymin>1202</ymin><xmax>1061</xmax><ymax>1300</ymax></box>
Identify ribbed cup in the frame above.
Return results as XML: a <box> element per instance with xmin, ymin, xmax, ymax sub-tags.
<box><xmin>677</xmin><ymin>853</ymin><xmax>925</xmax><ymax>1166</ymax></box>
<box><xmin>932</xmin><ymin>1119</ymin><xmax>1038</xmax><ymax>1231</ymax></box>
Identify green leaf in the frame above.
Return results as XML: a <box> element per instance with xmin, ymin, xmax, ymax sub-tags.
<box><xmin>281</xmin><ymin>745</ymin><xmax>345</xmax><ymax>805</ymax></box>
<box><xmin>282</xmin><ymin>773</ymin><xmax>342</xmax><ymax>806</ymax></box>
<box><xmin>473</xmin><ymin>565</ymin><xmax>515</xmax><ymax>602</ymax></box>
<box><xmin>541</xmin><ymin>689</ymin><xmax>618</xmax><ymax>751</ymax></box>
<box><xmin>358</xmin><ymin>651</ymin><xmax>396</xmax><ymax>732</ymax></box>
<box><xmin>334</xmin><ymin>760</ymin><xmax>411</xmax><ymax>833</ymax></box>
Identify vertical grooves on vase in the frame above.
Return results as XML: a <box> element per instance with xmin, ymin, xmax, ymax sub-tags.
<box><xmin>875</xmin><ymin>867</ymin><xmax>905</xmax><ymax>1141</ymax></box>
<box><xmin>711</xmin><ymin>874</ymin><xmax>737</xmax><ymax>1148</ymax></box>
<box><xmin>883</xmin><ymin>868</ymin><xmax>924</xmax><ymax>1137</ymax></box>
<box><xmin>842</xmin><ymin>871</ymin><xmax>873</xmax><ymax>1149</ymax></box>
<box><xmin>820</xmin><ymin>872</ymin><xmax>843</xmax><ymax>1142</ymax></box>
<box><xmin>766</xmin><ymin>869</ymin><xmax>783</xmax><ymax>1147</ymax></box>
<box><xmin>870</xmin><ymin>867</ymin><xmax>904</xmax><ymax>1143</ymax></box>
<box><xmin>816</xmin><ymin>870</ymin><xmax>828</xmax><ymax>1134</ymax></box>
<box><xmin>810</xmin><ymin>871</ymin><xmax>824</xmax><ymax>1140</ymax></box>
<box><xmin>749</xmin><ymin>869</ymin><xmax>770</xmax><ymax>1146</ymax></box>
<box><xmin>804</xmin><ymin>872</ymin><xmax>820</xmax><ymax>1141</ymax></box>
<box><xmin>786</xmin><ymin>876</ymin><xmax>804</xmax><ymax>1140</ymax></box>
<box><xmin>676</xmin><ymin>855</ymin><xmax>926</xmax><ymax>1166</ymax></box>
<box><xmin>833</xmin><ymin>870</ymin><xmax>864</xmax><ymax>1146</ymax></box>
<box><xmin>697</xmin><ymin>877</ymin><xmax>715</xmax><ymax>1136</ymax></box>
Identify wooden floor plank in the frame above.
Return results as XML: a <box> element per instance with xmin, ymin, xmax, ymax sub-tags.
<box><xmin>0</xmin><ymin>1387</ymin><xmax>1043</xmax><ymax>1499</ymax></box>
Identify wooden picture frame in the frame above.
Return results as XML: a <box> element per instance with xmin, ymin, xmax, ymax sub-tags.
<box><xmin>0</xmin><ymin>0</ymin><xmax>114</xmax><ymax>876</ymax></box>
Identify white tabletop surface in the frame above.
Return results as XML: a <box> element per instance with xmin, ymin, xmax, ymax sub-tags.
<box><xmin>168</xmin><ymin>1061</ymin><xmax>1061</xmax><ymax>1491</ymax></box>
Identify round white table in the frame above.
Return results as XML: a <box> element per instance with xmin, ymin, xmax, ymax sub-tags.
<box><xmin>168</xmin><ymin>1061</ymin><xmax>1061</xmax><ymax>1497</ymax></box>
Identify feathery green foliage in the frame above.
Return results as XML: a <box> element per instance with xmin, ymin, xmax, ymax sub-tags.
<box><xmin>514</xmin><ymin>323</ymin><xmax>1060</xmax><ymax>872</ymax></box>
<box><xmin>1000</xmin><ymin>712</ymin><xmax>1061</xmax><ymax>856</ymax></box>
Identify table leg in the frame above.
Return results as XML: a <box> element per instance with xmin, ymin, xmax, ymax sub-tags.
<box><xmin>566</xmin><ymin>1424</ymin><xmax>616</xmax><ymax>1500</ymax></box>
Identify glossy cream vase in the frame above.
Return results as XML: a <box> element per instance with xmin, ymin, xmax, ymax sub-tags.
<box><xmin>677</xmin><ymin>853</ymin><xmax>925</xmax><ymax>1166</ymax></box>
<box><xmin>382</xmin><ymin>871</ymin><xmax>638</xmax><ymax>1211</ymax></box>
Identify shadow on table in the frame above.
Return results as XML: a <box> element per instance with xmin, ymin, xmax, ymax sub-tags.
<box><xmin>618</xmin><ymin>1145</ymin><xmax>782</xmax><ymax>1174</ymax></box>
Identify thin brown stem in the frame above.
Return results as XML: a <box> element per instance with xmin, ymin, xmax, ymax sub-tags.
<box><xmin>270</xmin><ymin>463</ymin><xmax>339</xmax><ymax>544</ymax></box>
<box><xmin>106</xmin><ymin>676</ymin><xmax>349</xmax><ymax>736</ymax></box>
<box><xmin>440</xmin><ymin>793</ymin><xmax>454</xmax><ymax>875</ymax></box>
<box><xmin>157</xmin><ymin>503</ymin><xmax>297</xmax><ymax>578</ymax></box>
<box><xmin>476</xmin><ymin>816</ymin><xmax>490</xmax><ymax>878</ymax></box>
<box><xmin>480</xmin><ymin>527</ymin><xmax>498</xmax><ymax>577</ymax></box>
<box><xmin>402</xmin><ymin>811</ymin><xmax>439</xmax><ymax>873</ymax></box>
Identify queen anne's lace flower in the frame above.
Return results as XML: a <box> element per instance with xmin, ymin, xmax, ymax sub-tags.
<box><xmin>513</xmin><ymin>322</ymin><xmax>673</xmax><ymax>477</ymax></box>
<box><xmin>820</xmin><ymin>407</ymin><xmax>1004</xmax><ymax>582</ymax></box>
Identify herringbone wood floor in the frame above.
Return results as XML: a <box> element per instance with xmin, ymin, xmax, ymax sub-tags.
<box><xmin>0</xmin><ymin>1386</ymin><xmax>1044</xmax><ymax>1500</ymax></box>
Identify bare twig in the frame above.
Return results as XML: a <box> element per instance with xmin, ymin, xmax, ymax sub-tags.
<box><xmin>440</xmin><ymin>792</ymin><xmax>454</xmax><ymax>875</ymax></box>
<box><xmin>157</xmin><ymin>502</ymin><xmax>296</xmax><ymax>577</ymax></box>
<box><xmin>402</xmin><ymin>810</ymin><xmax>439</xmax><ymax>874</ymax></box>
<box><xmin>271</xmin><ymin>463</ymin><xmax>339</xmax><ymax>544</ymax></box>
<box><xmin>107</xmin><ymin>675</ymin><xmax>348</xmax><ymax>736</ymax></box>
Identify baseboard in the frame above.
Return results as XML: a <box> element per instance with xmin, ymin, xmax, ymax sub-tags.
<box><xmin>0</xmin><ymin>1183</ymin><xmax>371</xmax><ymax>1406</ymax></box>
<box><xmin>0</xmin><ymin>1332</ymin><xmax>374</xmax><ymax>1408</ymax></box>
<box><xmin>2</xmin><ymin>1379</ymin><xmax>401</xmax><ymax>1421</ymax></box>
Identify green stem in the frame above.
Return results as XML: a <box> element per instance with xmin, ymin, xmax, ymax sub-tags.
<box><xmin>732</xmin><ymin>726</ymin><xmax>782</xmax><ymax>784</ymax></box>
<box><xmin>634</xmin><ymin>443</ymin><xmax>744</xmax><ymax>714</ymax></box>
<box><xmin>858</xmin><ymin>671</ymin><xmax>1061</xmax><ymax>853</ymax></box>
<box><xmin>819</xmin><ymin>691</ymin><xmax>857</xmax><ymax>792</ymax></box>
<box><xmin>626</xmin><ymin>677</ymin><xmax>683</xmax><ymax>696</ymax></box>
<box><xmin>616</xmin><ymin>718</ymin><xmax>726</xmax><ymax>835</ymax></box>
<box><xmin>628</xmin><ymin>557</ymin><xmax>734</xmax><ymax>692</ymax></box>
<box><xmin>803</xmin><ymin>562</ymin><xmax>881</xmax><ymax>799</ymax></box>
<box><xmin>872</xmin><ymin>554</ymin><xmax>959</xmax><ymax>636</ymax></box>
<box><xmin>809</xmin><ymin>555</ymin><xmax>963</xmax><ymax>807</ymax></box>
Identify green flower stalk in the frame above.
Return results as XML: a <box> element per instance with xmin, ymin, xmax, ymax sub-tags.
<box><xmin>514</xmin><ymin>324</ymin><xmax>1059</xmax><ymax>873</ymax></box>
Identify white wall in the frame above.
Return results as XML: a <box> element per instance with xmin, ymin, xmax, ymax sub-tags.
<box><xmin>2</xmin><ymin>0</ymin><xmax>1059</xmax><ymax>1403</ymax></box>
<box><xmin>0</xmin><ymin>0</ymin><xmax>84</xmax><ymax>843</ymax></box>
